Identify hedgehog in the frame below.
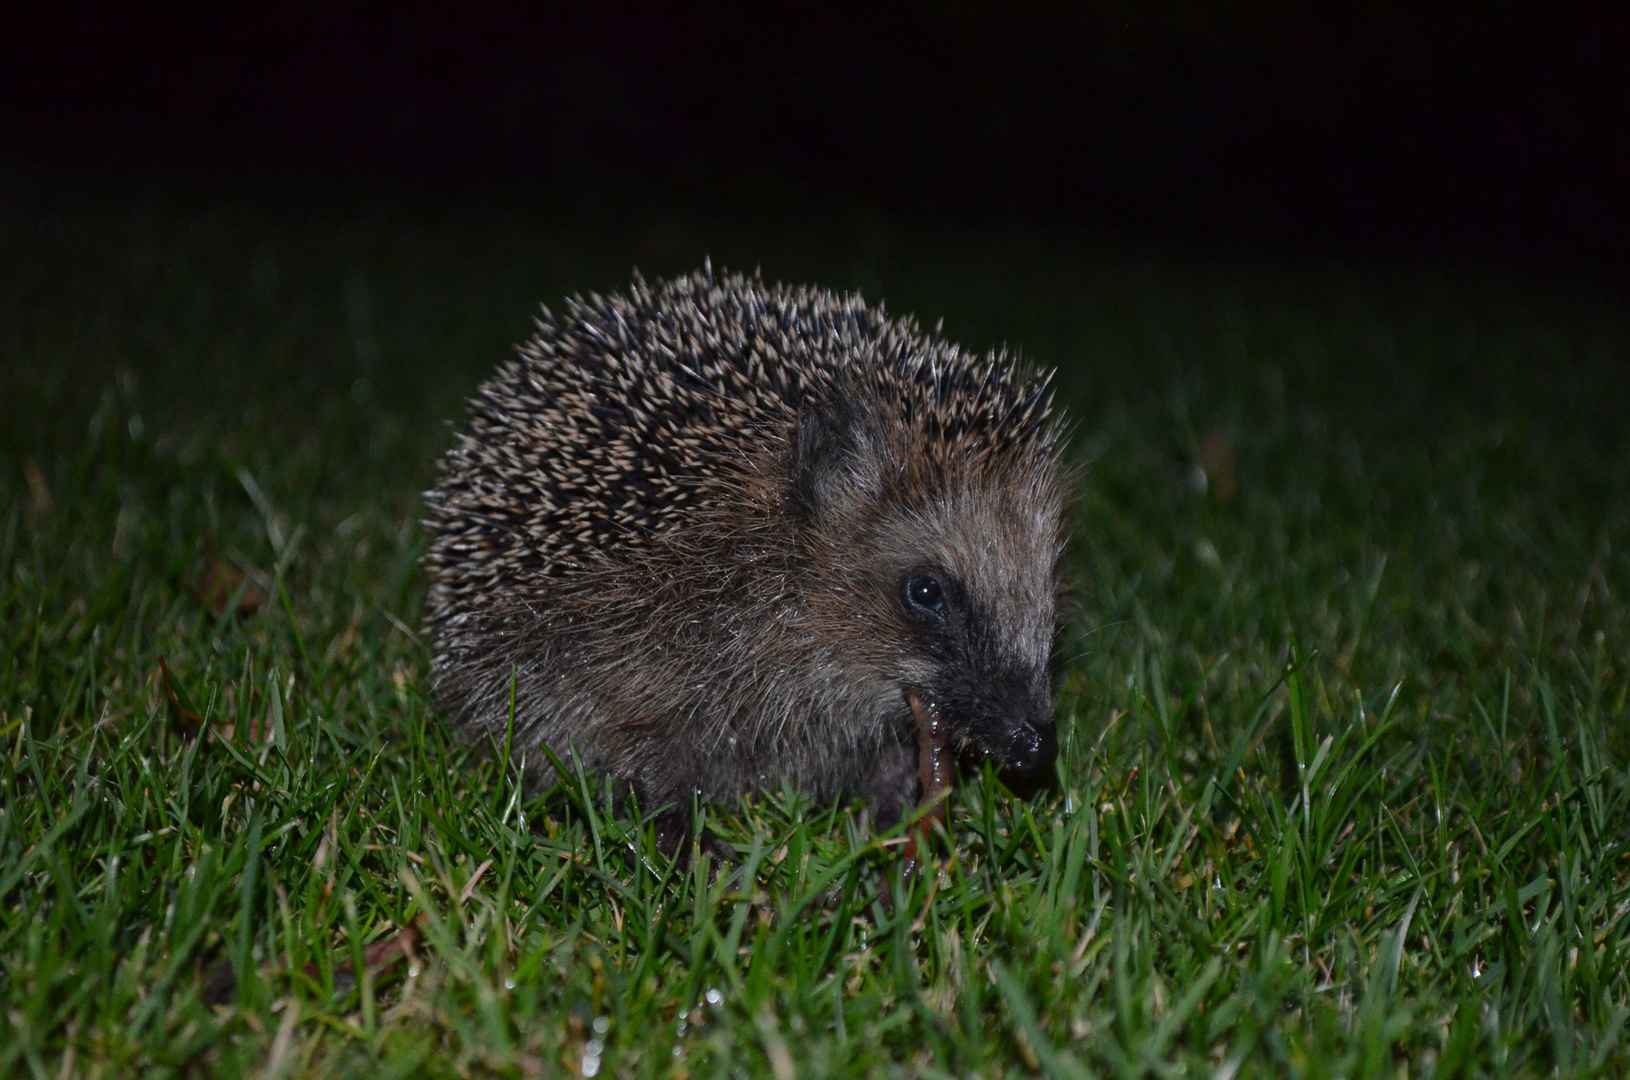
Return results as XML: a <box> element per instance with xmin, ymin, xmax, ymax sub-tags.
<box><xmin>423</xmin><ymin>265</ymin><xmax>1068</xmax><ymax>858</ymax></box>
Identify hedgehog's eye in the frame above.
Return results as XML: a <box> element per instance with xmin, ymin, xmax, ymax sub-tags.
<box><xmin>904</xmin><ymin>573</ymin><xmax>947</xmax><ymax>617</ymax></box>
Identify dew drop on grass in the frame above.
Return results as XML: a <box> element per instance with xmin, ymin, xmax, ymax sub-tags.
<box><xmin>582</xmin><ymin>1034</ymin><xmax>605</xmax><ymax>1077</ymax></box>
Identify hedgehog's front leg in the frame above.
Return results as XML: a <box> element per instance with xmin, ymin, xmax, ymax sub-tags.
<box><xmin>860</xmin><ymin>735</ymin><xmax>919</xmax><ymax>834</ymax></box>
<box><xmin>649</xmin><ymin>797</ymin><xmax>738</xmax><ymax>868</ymax></box>
<box><xmin>651</xmin><ymin>804</ymin><xmax>694</xmax><ymax>861</ymax></box>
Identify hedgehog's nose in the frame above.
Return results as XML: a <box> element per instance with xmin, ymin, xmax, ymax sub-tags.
<box><xmin>1004</xmin><ymin>722</ymin><xmax>1057</xmax><ymax>777</ymax></box>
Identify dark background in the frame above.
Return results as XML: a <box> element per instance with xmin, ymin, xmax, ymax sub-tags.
<box><xmin>4</xmin><ymin>1</ymin><xmax>1628</xmax><ymax>272</ymax></box>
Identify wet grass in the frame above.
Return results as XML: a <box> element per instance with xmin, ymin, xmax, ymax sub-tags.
<box><xmin>2</xmin><ymin>189</ymin><xmax>1629</xmax><ymax>1077</ymax></box>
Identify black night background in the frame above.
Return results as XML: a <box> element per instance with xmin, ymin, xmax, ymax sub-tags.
<box><xmin>5</xmin><ymin>3</ymin><xmax>1628</xmax><ymax>268</ymax></box>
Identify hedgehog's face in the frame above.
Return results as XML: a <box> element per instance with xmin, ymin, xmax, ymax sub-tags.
<box><xmin>792</xmin><ymin>396</ymin><xmax>1067</xmax><ymax>777</ymax></box>
<box><xmin>877</xmin><ymin>474</ymin><xmax>1065</xmax><ymax>777</ymax></box>
<box><xmin>895</xmin><ymin>566</ymin><xmax>1055</xmax><ymax>774</ymax></box>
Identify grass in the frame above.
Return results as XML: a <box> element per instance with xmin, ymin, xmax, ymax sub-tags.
<box><xmin>2</xmin><ymin>186</ymin><xmax>1629</xmax><ymax>1078</ymax></box>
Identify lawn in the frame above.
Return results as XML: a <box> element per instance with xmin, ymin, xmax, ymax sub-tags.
<box><xmin>2</xmin><ymin>187</ymin><xmax>1628</xmax><ymax>1078</ymax></box>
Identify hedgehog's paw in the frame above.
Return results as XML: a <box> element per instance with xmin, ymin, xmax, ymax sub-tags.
<box><xmin>860</xmin><ymin>740</ymin><xmax>920</xmax><ymax>836</ymax></box>
<box><xmin>652</xmin><ymin>805</ymin><xmax>739</xmax><ymax>880</ymax></box>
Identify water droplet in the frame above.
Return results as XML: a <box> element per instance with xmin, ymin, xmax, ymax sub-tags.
<box><xmin>592</xmin><ymin>1016</ymin><xmax>610</xmax><ymax>1035</ymax></box>
<box><xmin>505</xmin><ymin>978</ymin><xmax>515</xmax><ymax>990</ymax></box>
<box><xmin>705</xmin><ymin>987</ymin><xmax>723</xmax><ymax>1008</ymax></box>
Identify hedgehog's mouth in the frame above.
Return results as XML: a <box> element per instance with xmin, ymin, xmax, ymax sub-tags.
<box><xmin>904</xmin><ymin>685</ymin><xmax>1057</xmax><ymax>779</ymax></box>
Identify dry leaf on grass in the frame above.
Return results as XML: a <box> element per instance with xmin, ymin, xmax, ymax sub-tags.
<box><xmin>160</xmin><ymin>655</ymin><xmax>277</xmax><ymax>744</ymax></box>
<box><xmin>201</xmin><ymin>917</ymin><xmax>427</xmax><ymax>1007</ymax></box>
<box><xmin>188</xmin><ymin>537</ymin><xmax>267</xmax><ymax>618</ymax></box>
<box><xmin>320</xmin><ymin>917</ymin><xmax>427</xmax><ymax>994</ymax></box>
<box><xmin>1198</xmin><ymin>427</ymin><xmax>1238</xmax><ymax>507</ymax></box>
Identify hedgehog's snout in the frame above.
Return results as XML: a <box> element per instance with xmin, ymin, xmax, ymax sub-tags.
<box><xmin>925</xmin><ymin>662</ymin><xmax>1056</xmax><ymax>778</ymax></box>
<box><xmin>988</xmin><ymin>677</ymin><xmax>1056</xmax><ymax>777</ymax></box>
<box><xmin>1002</xmin><ymin>720</ymin><xmax>1057</xmax><ymax>777</ymax></box>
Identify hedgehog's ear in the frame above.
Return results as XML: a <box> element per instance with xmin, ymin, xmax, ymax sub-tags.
<box><xmin>793</xmin><ymin>399</ymin><xmax>889</xmax><ymax>517</ymax></box>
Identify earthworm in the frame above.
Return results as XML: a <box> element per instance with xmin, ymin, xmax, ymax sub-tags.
<box><xmin>902</xmin><ymin>693</ymin><xmax>950</xmax><ymax>876</ymax></box>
